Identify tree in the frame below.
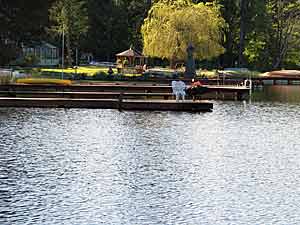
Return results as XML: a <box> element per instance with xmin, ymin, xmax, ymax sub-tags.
<box><xmin>266</xmin><ymin>0</ymin><xmax>300</xmax><ymax>69</ymax></box>
<box><xmin>82</xmin><ymin>0</ymin><xmax>130</xmax><ymax>61</ymax></box>
<box><xmin>216</xmin><ymin>0</ymin><xmax>240</xmax><ymax>67</ymax></box>
<box><xmin>243</xmin><ymin>0</ymin><xmax>300</xmax><ymax>70</ymax></box>
<box><xmin>0</xmin><ymin>0</ymin><xmax>54</xmax><ymax>66</ymax></box>
<box><xmin>141</xmin><ymin>0</ymin><xmax>226</xmax><ymax>67</ymax></box>
<box><xmin>49</xmin><ymin>0</ymin><xmax>89</xmax><ymax>66</ymax></box>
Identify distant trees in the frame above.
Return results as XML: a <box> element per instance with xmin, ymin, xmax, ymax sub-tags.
<box><xmin>49</xmin><ymin>0</ymin><xmax>89</xmax><ymax>66</ymax></box>
<box><xmin>0</xmin><ymin>0</ymin><xmax>300</xmax><ymax>70</ymax></box>
<box><xmin>141</xmin><ymin>0</ymin><xmax>226</xmax><ymax>67</ymax></box>
<box><xmin>82</xmin><ymin>0</ymin><xmax>152</xmax><ymax>61</ymax></box>
<box><xmin>266</xmin><ymin>0</ymin><xmax>300</xmax><ymax>69</ymax></box>
<box><xmin>241</xmin><ymin>0</ymin><xmax>300</xmax><ymax>69</ymax></box>
<box><xmin>0</xmin><ymin>0</ymin><xmax>53</xmax><ymax>65</ymax></box>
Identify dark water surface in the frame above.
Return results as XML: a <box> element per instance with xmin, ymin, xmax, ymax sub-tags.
<box><xmin>1</xmin><ymin>86</ymin><xmax>300</xmax><ymax>225</ymax></box>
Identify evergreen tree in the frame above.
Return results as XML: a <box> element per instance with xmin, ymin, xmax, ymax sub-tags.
<box><xmin>49</xmin><ymin>0</ymin><xmax>89</xmax><ymax>66</ymax></box>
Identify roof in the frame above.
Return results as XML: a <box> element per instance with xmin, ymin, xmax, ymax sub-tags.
<box><xmin>23</xmin><ymin>41</ymin><xmax>57</xmax><ymax>49</ymax></box>
<box><xmin>116</xmin><ymin>48</ymin><xmax>145</xmax><ymax>57</ymax></box>
<box><xmin>42</xmin><ymin>42</ymin><xmax>57</xmax><ymax>49</ymax></box>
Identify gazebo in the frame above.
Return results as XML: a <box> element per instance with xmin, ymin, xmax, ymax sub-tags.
<box><xmin>116</xmin><ymin>47</ymin><xmax>147</xmax><ymax>67</ymax></box>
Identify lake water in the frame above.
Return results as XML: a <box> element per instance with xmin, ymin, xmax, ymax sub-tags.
<box><xmin>1</xmin><ymin>85</ymin><xmax>300</xmax><ymax>225</ymax></box>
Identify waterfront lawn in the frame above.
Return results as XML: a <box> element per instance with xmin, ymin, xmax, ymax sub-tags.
<box><xmin>38</xmin><ymin>66</ymin><xmax>143</xmax><ymax>79</ymax></box>
<box><xmin>40</xmin><ymin>66</ymin><xmax>117</xmax><ymax>76</ymax></box>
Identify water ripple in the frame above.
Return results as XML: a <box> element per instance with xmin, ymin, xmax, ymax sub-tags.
<box><xmin>1</xmin><ymin>90</ymin><xmax>300</xmax><ymax>224</ymax></box>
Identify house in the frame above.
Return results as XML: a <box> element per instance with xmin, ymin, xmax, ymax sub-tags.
<box><xmin>22</xmin><ymin>41</ymin><xmax>59</xmax><ymax>66</ymax></box>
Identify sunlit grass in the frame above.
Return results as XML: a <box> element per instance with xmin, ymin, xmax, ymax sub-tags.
<box><xmin>40</xmin><ymin>66</ymin><xmax>118</xmax><ymax>76</ymax></box>
<box><xmin>39</xmin><ymin>66</ymin><xmax>143</xmax><ymax>77</ymax></box>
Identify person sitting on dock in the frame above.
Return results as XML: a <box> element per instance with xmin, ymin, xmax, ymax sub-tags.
<box><xmin>187</xmin><ymin>78</ymin><xmax>207</xmax><ymax>101</ymax></box>
<box><xmin>191</xmin><ymin>78</ymin><xmax>202</xmax><ymax>87</ymax></box>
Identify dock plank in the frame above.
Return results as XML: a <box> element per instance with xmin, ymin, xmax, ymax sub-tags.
<box><xmin>0</xmin><ymin>97</ymin><xmax>213</xmax><ymax>112</ymax></box>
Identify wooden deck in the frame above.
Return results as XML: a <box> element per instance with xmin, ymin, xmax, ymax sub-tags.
<box><xmin>0</xmin><ymin>97</ymin><xmax>213</xmax><ymax>112</ymax></box>
<box><xmin>0</xmin><ymin>90</ymin><xmax>173</xmax><ymax>99</ymax></box>
<box><xmin>0</xmin><ymin>83</ymin><xmax>251</xmax><ymax>100</ymax></box>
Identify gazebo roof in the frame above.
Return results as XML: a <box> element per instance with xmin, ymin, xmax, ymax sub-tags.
<box><xmin>116</xmin><ymin>48</ymin><xmax>145</xmax><ymax>58</ymax></box>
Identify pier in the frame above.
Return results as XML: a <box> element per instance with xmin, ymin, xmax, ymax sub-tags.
<box><xmin>0</xmin><ymin>97</ymin><xmax>213</xmax><ymax>112</ymax></box>
<box><xmin>0</xmin><ymin>83</ymin><xmax>251</xmax><ymax>100</ymax></box>
<box><xmin>0</xmin><ymin>82</ymin><xmax>253</xmax><ymax>111</ymax></box>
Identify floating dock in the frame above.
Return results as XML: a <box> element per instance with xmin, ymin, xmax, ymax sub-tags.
<box><xmin>0</xmin><ymin>97</ymin><xmax>213</xmax><ymax>112</ymax></box>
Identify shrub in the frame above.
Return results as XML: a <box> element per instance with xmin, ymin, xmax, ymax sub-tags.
<box><xmin>12</xmin><ymin>54</ymin><xmax>40</xmax><ymax>67</ymax></box>
<box><xmin>0</xmin><ymin>43</ymin><xmax>20</xmax><ymax>66</ymax></box>
<box><xmin>0</xmin><ymin>76</ymin><xmax>12</xmax><ymax>84</ymax></box>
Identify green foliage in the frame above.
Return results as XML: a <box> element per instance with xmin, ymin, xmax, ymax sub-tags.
<box><xmin>49</xmin><ymin>0</ymin><xmax>89</xmax><ymax>38</ymax></box>
<box><xmin>12</xmin><ymin>54</ymin><xmax>40</xmax><ymax>67</ymax></box>
<box><xmin>23</xmin><ymin>54</ymin><xmax>40</xmax><ymax>67</ymax></box>
<box><xmin>1</xmin><ymin>0</ymin><xmax>300</xmax><ymax>71</ymax></box>
<box><xmin>0</xmin><ymin>72</ymin><xmax>13</xmax><ymax>84</ymax></box>
<box><xmin>264</xmin><ymin>0</ymin><xmax>300</xmax><ymax>69</ymax></box>
<box><xmin>49</xmin><ymin>0</ymin><xmax>89</xmax><ymax>65</ymax></box>
<box><xmin>0</xmin><ymin>42</ymin><xmax>20</xmax><ymax>66</ymax></box>
<box><xmin>141</xmin><ymin>0</ymin><xmax>226</xmax><ymax>64</ymax></box>
<box><xmin>0</xmin><ymin>0</ymin><xmax>54</xmax><ymax>42</ymax></box>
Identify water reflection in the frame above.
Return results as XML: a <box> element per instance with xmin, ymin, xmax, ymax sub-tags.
<box><xmin>0</xmin><ymin>86</ymin><xmax>300</xmax><ymax>224</ymax></box>
<box><xmin>252</xmin><ymin>85</ymin><xmax>300</xmax><ymax>103</ymax></box>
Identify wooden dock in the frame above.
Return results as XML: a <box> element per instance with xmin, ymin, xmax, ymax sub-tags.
<box><xmin>0</xmin><ymin>97</ymin><xmax>213</xmax><ymax>112</ymax></box>
<box><xmin>0</xmin><ymin>83</ymin><xmax>251</xmax><ymax>100</ymax></box>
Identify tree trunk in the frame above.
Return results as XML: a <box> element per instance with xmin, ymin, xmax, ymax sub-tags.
<box><xmin>238</xmin><ymin>0</ymin><xmax>246</xmax><ymax>67</ymax></box>
<box><xmin>66</xmin><ymin>32</ymin><xmax>72</xmax><ymax>67</ymax></box>
<box><xmin>170</xmin><ymin>55</ymin><xmax>177</xmax><ymax>69</ymax></box>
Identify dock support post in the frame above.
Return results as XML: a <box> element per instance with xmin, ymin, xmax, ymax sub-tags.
<box><xmin>237</xmin><ymin>93</ymin><xmax>243</xmax><ymax>101</ymax></box>
<box><xmin>118</xmin><ymin>92</ymin><xmax>123</xmax><ymax>111</ymax></box>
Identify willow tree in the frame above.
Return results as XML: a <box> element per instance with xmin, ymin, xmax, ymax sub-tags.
<box><xmin>141</xmin><ymin>0</ymin><xmax>226</xmax><ymax>67</ymax></box>
<box><xmin>49</xmin><ymin>0</ymin><xmax>88</xmax><ymax>66</ymax></box>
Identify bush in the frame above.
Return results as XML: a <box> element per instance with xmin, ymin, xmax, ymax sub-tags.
<box><xmin>0</xmin><ymin>76</ymin><xmax>12</xmax><ymax>84</ymax></box>
<box><xmin>94</xmin><ymin>72</ymin><xmax>107</xmax><ymax>80</ymax></box>
<box><xmin>13</xmin><ymin>54</ymin><xmax>40</xmax><ymax>67</ymax></box>
<box><xmin>0</xmin><ymin>43</ymin><xmax>20</xmax><ymax>66</ymax></box>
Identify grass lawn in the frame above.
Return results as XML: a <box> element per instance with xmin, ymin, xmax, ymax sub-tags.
<box><xmin>40</xmin><ymin>66</ymin><xmax>117</xmax><ymax>76</ymax></box>
<box><xmin>39</xmin><ymin>66</ymin><xmax>143</xmax><ymax>78</ymax></box>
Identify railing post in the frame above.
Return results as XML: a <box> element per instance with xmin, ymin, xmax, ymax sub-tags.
<box><xmin>118</xmin><ymin>92</ymin><xmax>123</xmax><ymax>111</ymax></box>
